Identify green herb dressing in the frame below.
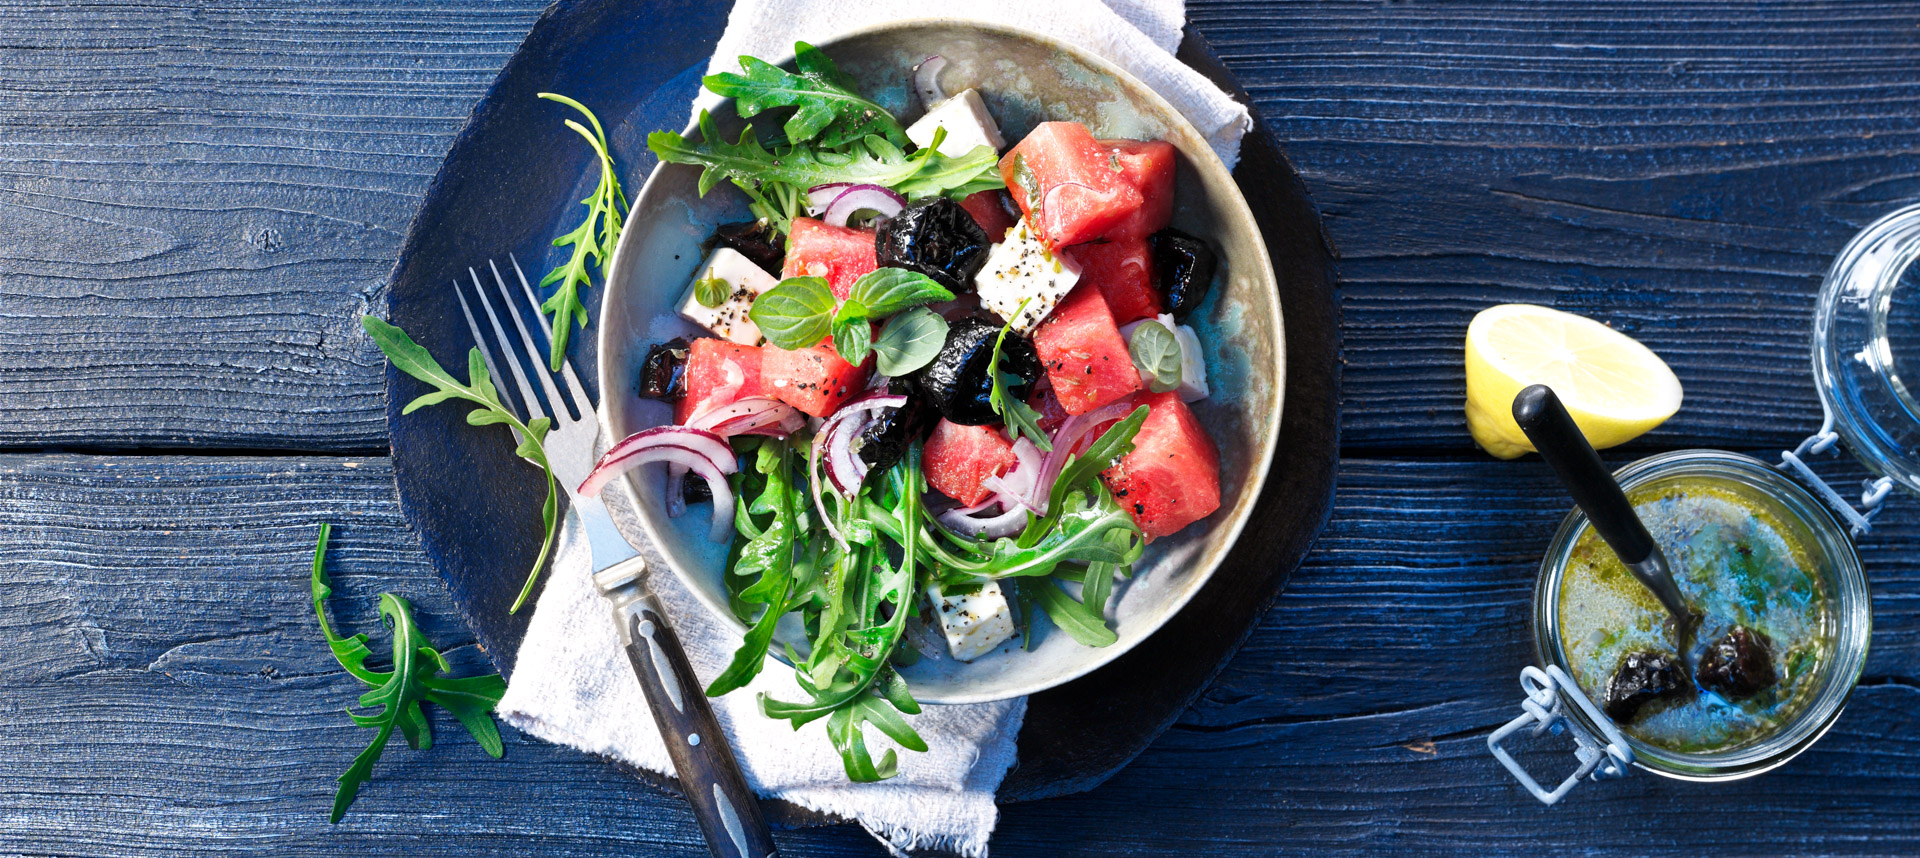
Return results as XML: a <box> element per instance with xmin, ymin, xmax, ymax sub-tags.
<box><xmin>1557</xmin><ymin>477</ymin><xmax>1834</xmax><ymax>753</ymax></box>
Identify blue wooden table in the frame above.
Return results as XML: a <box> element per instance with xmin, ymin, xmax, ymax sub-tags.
<box><xmin>5</xmin><ymin>1</ymin><xmax>1919</xmax><ymax>854</ymax></box>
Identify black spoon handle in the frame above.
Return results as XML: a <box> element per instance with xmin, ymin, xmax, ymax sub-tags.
<box><xmin>1511</xmin><ymin>384</ymin><xmax>1657</xmax><ymax>565</ymax></box>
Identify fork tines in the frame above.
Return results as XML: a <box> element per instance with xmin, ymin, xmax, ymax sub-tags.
<box><xmin>451</xmin><ymin>255</ymin><xmax>594</xmax><ymax>428</ymax></box>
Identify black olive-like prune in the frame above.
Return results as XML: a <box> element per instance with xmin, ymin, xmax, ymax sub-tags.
<box><xmin>875</xmin><ymin>197</ymin><xmax>991</xmax><ymax>294</ymax></box>
<box><xmin>708</xmin><ymin>221</ymin><xmax>784</xmax><ymax>276</ymax></box>
<box><xmin>1604</xmin><ymin>651</ymin><xmax>1688</xmax><ymax>723</ymax></box>
<box><xmin>1149</xmin><ymin>228</ymin><xmax>1218</xmax><ymax>321</ymax></box>
<box><xmin>680</xmin><ymin>471</ymin><xmax>712</xmax><ymax>505</ymax></box>
<box><xmin>852</xmin><ymin>378</ymin><xmax>935</xmax><ymax>475</ymax></box>
<box><xmin>1697</xmin><ymin>626</ymin><xmax>1777</xmax><ymax>700</ymax></box>
<box><xmin>910</xmin><ymin>315</ymin><xmax>1041</xmax><ymax>425</ymax></box>
<box><xmin>638</xmin><ymin>338</ymin><xmax>691</xmax><ymax>401</ymax></box>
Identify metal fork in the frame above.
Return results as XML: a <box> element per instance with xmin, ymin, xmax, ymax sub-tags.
<box><xmin>455</xmin><ymin>257</ymin><xmax>778</xmax><ymax>858</ymax></box>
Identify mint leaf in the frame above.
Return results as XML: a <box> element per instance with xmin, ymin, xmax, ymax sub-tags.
<box><xmin>847</xmin><ymin>268</ymin><xmax>954</xmax><ymax>318</ymax></box>
<box><xmin>749</xmin><ymin>276</ymin><xmax>836</xmax><ymax>349</ymax></box>
<box><xmin>702</xmin><ymin>42</ymin><xmax>907</xmax><ymax>148</ymax></box>
<box><xmin>832</xmin><ymin>304</ymin><xmax>873</xmax><ymax>365</ymax></box>
<box><xmin>693</xmin><ymin>273</ymin><xmax>730</xmax><ymax>308</ymax></box>
<box><xmin>1127</xmin><ymin>320</ymin><xmax>1182</xmax><ymax>393</ymax></box>
<box><xmin>873</xmin><ymin>306</ymin><xmax>947</xmax><ymax>376</ymax></box>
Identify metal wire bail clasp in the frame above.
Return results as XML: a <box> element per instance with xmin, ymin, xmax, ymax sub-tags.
<box><xmin>1487</xmin><ymin>665</ymin><xmax>1633</xmax><ymax>806</ymax></box>
<box><xmin>1779</xmin><ymin>400</ymin><xmax>1895</xmax><ymax>537</ymax></box>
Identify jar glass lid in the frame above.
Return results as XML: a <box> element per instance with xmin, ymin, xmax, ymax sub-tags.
<box><xmin>1813</xmin><ymin>202</ymin><xmax>1920</xmax><ymax>496</ymax></box>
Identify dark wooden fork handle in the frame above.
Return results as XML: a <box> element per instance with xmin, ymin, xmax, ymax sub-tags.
<box><xmin>617</xmin><ymin>593</ymin><xmax>778</xmax><ymax>858</ymax></box>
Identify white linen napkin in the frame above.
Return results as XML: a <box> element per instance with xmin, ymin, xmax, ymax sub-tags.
<box><xmin>499</xmin><ymin>3</ymin><xmax>1251</xmax><ymax>856</ymax></box>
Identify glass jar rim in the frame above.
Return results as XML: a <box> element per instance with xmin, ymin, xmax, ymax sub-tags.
<box><xmin>1533</xmin><ymin>449</ymin><xmax>1871</xmax><ymax>780</ymax></box>
<box><xmin>1814</xmin><ymin>202</ymin><xmax>1920</xmax><ymax>495</ymax></box>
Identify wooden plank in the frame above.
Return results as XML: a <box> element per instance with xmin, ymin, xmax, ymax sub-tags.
<box><xmin>2</xmin><ymin>453</ymin><xmax>1917</xmax><ymax>854</ymax></box>
<box><xmin>4</xmin><ymin>0</ymin><xmax>1918</xmax><ymax>454</ymax></box>
<box><xmin>1188</xmin><ymin>0</ymin><xmax>1920</xmax><ymax>452</ymax></box>
<box><xmin>0</xmin><ymin>0</ymin><xmax>547</xmax><ymax>451</ymax></box>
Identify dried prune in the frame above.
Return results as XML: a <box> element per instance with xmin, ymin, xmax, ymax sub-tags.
<box><xmin>1697</xmin><ymin>626</ymin><xmax>1777</xmax><ymax>700</ymax></box>
<box><xmin>1604</xmin><ymin>651</ymin><xmax>1687</xmax><ymax>723</ymax></box>
<box><xmin>852</xmin><ymin>378</ymin><xmax>935</xmax><ymax>475</ymax></box>
<box><xmin>910</xmin><ymin>315</ymin><xmax>1041</xmax><ymax>425</ymax></box>
<box><xmin>638</xmin><ymin>338</ymin><xmax>691</xmax><ymax>401</ymax></box>
<box><xmin>875</xmin><ymin>197</ymin><xmax>991</xmax><ymax>293</ymax></box>
<box><xmin>1149</xmin><ymin>228</ymin><xmax>1218</xmax><ymax>321</ymax></box>
<box><xmin>708</xmin><ymin>221</ymin><xmax>784</xmax><ymax>276</ymax></box>
<box><xmin>680</xmin><ymin>471</ymin><xmax>712</xmax><ymax>505</ymax></box>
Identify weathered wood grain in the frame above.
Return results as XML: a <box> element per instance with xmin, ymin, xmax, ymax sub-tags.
<box><xmin>3</xmin><ymin>454</ymin><xmax>1917</xmax><ymax>855</ymax></box>
<box><xmin>0</xmin><ymin>0</ymin><xmax>547</xmax><ymax>451</ymax></box>
<box><xmin>1189</xmin><ymin>0</ymin><xmax>1920</xmax><ymax>452</ymax></box>
<box><xmin>7</xmin><ymin>0</ymin><xmax>1920</xmax><ymax>454</ymax></box>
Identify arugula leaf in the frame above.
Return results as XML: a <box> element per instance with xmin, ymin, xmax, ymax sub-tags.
<box><xmin>1030</xmin><ymin>576</ymin><xmax>1119</xmax><ymax>647</ymax></box>
<box><xmin>1034</xmin><ymin>405</ymin><xmax>1148</xmax><ymax>535</ymax></box>
<box><xmin>1127</xmin><ymin>320</ymin><xmax>1182</xmax><ymax>393</ymax></box>
<box><xmin>973</xmin><ymin>490</ymin><xmax>1144</xmax><ymax>581</ymax></box>
<box><xmin>846</xmin><ymin>268</ymin><xmax>954</xmax><ymax>317</ymax></box>
<box><xmin>749</xmin><ymin>276</ymin><xmax>837</xmax><ymax>349</ymax></box>
<box><xmin>311</xmin><ymin>524</ymin><xmax>506</xmax><ymax>823</ymax></box>
<box><xmin>702</xmin><ymin>42</ymin><xmax>907</xmax><ymax>148</ymax></box>
<box><xmin>709</xmin><ymin>441</ymin><xmax>801</xmax><ymax>696</ymax></box>
<box><xmin>649</xmin><ymin>113</ymin><xmax>1001</xmax><ymax>233</ymax></box>
<box><xmin>873</xmin><ymin>306</ymin><xmax>947</xmax><ymax>376</ymax></box>
<box><xmin>362</xmin><ymin>316</ymin><xmax>559</xmax><ymax>613</ymax></box>
<box><xmin>535</xmin><ymin>93</ymin><xmax>628</xmax><ymax>372</ymax></box>
<box><xmin>986</xmin><ymin>301</ymin><xmax>1051</xmax><ymax>452</ymax></box>
<box><xmin>759</xmin><ymin>446</ymin><xmax>926</xmax><ymax>781</ymax></box>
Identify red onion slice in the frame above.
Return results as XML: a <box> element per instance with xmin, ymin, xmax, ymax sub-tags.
<box><xmin>665</xmin><ymin>462</ymin><xmax>688</xmax><ymax>518</ymax></box>
<box><xmin>690</xmin><ymin>396</ymin><xmax>804</xmax><ymax>439</ymax></box>
<box><xmin>583</xmin><ymin>443</ymin><xmax>735</xmax><ymax>542</ymax></box>
<box><xmin>806</xmin><ymin>182</ymin><xmax>857</xmax><ymax>215</ymax></box>
<box><xmin>935</xmin><ymin>501</ymin><xmax>1027</xmax><ymax>540</ymax></box>
<box><xmin>913</xmin><ymin>55</ymin><xmax>949</xmax><ymax>109</ymax></box>
<box><xmin>810</xmin><ymin>427</ymin><xmax>847</xmax><ymax>546</ymax></box>
<box><xmin>822</xmin><ymin>184</ymin><xmax>906</xmax><ymax>228</ymax></box>
<box><xmin>1032</xmin><ymin>401</ymin><xmax>1135</xmax><ymax>510</ymax></box>
<box><xmin>579</xmin><ymin>426</ymin><xmax>733</xmax><ymax>498</ymax></box>
<box><xmin>815</xmin><ymin>393</ymin><xmax>910</xmax><ymax>495</ymax></box>
<box><xmin>981</xmin><ymin>436</ymin><xmax>1045</xmax><ymax>512</ymax></box>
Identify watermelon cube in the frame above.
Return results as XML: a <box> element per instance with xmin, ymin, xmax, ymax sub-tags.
<box><xmin>763</xmin><ymin>340</ymin><xmax>870</xmax><ymax>418</ymax></box>
<box><xmin>1099</xmin><ymin>391</ymin><xmax>1221</xmax><ymax>539</ymax></box>
<box><xmin>960</xmin><ymin>189</ymin><xmax>1018</xmax><ymax>241</ymax></box>
<box><xmin>1032</xmin><ymin>283</ymin><xmax>1143</xmax><ymax>415</ymax></box>
<box><xmin>782</xmin><ymin>217</ymin><xmax>878</xmax><ymax>300</ymax></box>
<box><xmin>1097</xmin><ymin>139</ymin><xmax>1176</xmax><ymax>241</ymax></box>
<box><xmin>1065</xmin><ymin>237</ymin><xmax>1160</xmax><ymax>325</ymax></box>
<box><xmin>998</xmin><ymin>122</ymin><xmax>1144</xmax><ymax>249</ymax></box>
<box><xmin>923</xmin><ymin>419</ymin><xmax>1016</xmax><ymax>507</ymax></box>
<box><xmin>676</xmin><ymin>338</ymin><xmax>771</xmax><ymax>424</ymax></box>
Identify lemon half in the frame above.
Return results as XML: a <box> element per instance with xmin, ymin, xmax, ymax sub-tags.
<box><xmin>1465</xmin><ymin>304</ymin><xmax>1683</xmax><ymax>459</ymax></box>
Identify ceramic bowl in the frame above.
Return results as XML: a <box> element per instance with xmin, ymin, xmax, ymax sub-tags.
<box><xmin>597</xmin><ymin>19</ymin><xmax>1284</xmax><ymax>704</ymax></box>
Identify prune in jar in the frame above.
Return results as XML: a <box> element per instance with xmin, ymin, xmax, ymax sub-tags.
<box><xmin>1604</xmin><ymin>651</ymin><xmax>1688</xmax><ymax>723</ymax></box>
<box><xmin>910</xmin><ymin>315</ymin><xmax>1041</xmax><ymax>425</ymax></box>
<box><xmin>1697</xmin><ymin>626</ymin><xmax>1777</xmax><ymax>700</ymax></box>
<box><xmin>875</xmin><ymin>197</ymin><xmax>991</xmax><ymax>294</ymax></box>
<box><xmin>638</xmin><ymin>338</ymin><xmax>691</xmax><ymax>402</ymax></box>
<box><xmin>851</xmin><ymin>378</ymin><xmax>935</xmax><ymax>475</ymax></box>
<box><xmin>680</xmin><ymin>471</ymin><xmax>712</xmax><ymax>505</ymax></box>
<box><xmin>708</xmin><ymin>221</ymin><xmax>784</xmax><ymax>276</ymax></box>
<box><xmin>1149</xmin><ymin>228</ymin><xmax>1218</xmax><ymax>321</ymax></box>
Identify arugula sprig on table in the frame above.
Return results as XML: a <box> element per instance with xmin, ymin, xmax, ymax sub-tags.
<box><xmin>310</xmin><ymin>523</ymin><xmax>507</xmax><ymax>823</ymax></box>
<box><xmin>535</xmin><ymin>93</ymin><xmax>628</xmax><ymax>372</ymax></box>
<box><xmin>749</xmin><ymin>267</ymin><xmax>953</xmax><ymax>370</ymax></box>
<box><xmin>362</xmin><ymin>316</ymin><xmax>559</xmax><ymax>613</ymax></box>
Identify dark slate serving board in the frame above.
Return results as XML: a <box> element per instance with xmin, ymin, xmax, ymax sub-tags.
<box><xmin>379</xmin><ymin>0</ymin><xmax>1339</xmax><ymax>812</ymax></box>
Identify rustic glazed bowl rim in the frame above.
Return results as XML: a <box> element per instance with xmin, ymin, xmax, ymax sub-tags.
<box><xmin>596</xmin><ymin>19</ymin><xmax>1285</xmax><ymax>704</ymax></box>
<box><xmin>1531</xmin><ymin>449</ymin><xmax>1871</xmax><ymax>781</ymax></box>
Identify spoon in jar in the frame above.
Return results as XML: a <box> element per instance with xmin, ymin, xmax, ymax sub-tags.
<box><xmin>1512</xmin><ymin>384</ymin><xmax>1700</xmax><ymax>671</ymax></box>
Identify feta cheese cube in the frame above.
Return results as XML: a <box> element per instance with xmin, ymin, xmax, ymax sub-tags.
<box><xmin>677</xmin><ymin>247</ymin><xmax>779</xmax><ymax>344</ymax></box>
<box><xmin>1121</xmin><ymin>313</ymin><xmax>1210</xmax><ymax>402</ymax></box>
<box><xmin>928</xmin><ymin>579</ymin><xmax>1017</xmax><ymax>662</ymax></box>
<box><xmin>974</xmin><ymin>218</ymin><xmax>1082</xmax><ymax>335</ymax></box>
<box><xmin>907</xmin><ymin>88</ymin><xmax>1006</xmax><ymax>156</ymax></box>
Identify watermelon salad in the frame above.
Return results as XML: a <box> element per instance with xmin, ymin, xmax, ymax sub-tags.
<box><xmin>584</xmin><ymin>44</ymin><xmax>1223</xmax><ymax>780</ymax></box>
